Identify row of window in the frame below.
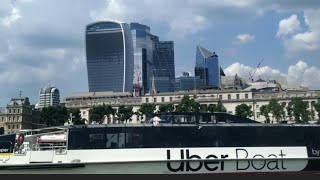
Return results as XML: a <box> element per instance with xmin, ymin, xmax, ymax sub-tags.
<box><xmin>145</xmin><ymin>94</ymin><xmax>250</xmax><ymax>103</ymax></box>
<box><xmin>7</xmin><ymin>124</ymin><xmax>20</xmax><ymax>130</ymax></box>
<box><xmin>1</xmin><ymin>116</ymin><xmax>21</xmax><ymax>122</ymax></box>
<box><xmin>8</xmin><ymin>109</ymin><xmax>21</xmax><ymax>114</ymax></box>
<box><xmin>67</xmin><ymin>126</ymin><xmax>320</xmax><ymax>150</ymax></box>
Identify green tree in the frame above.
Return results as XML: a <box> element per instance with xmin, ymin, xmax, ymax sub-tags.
<box><xmin>39</xmin><ymin>106</ymin><xmax>69</xmax><ymax>127</ymax></box>
<box><xmin>208</xmin><ymin>104</ymin><xmax>217</xmax><ymax>113</ymax></box>
<box><xmin>260</xmin><ymin>105</ymin><xmax>270</xmax><ymax>123</ymax></box>
<box><xmin>68</xmin><ymin>108</ymin><xmax>86</xmax><ymax>125</ymax></box>
<box><xmin>268</xmin><ymin>99</ymin><xmax>285</xmax><ymax>122</ymax></box>
<box><xmin>138</xmin><ymin>103</ymin><xmax>156</xmax><ymax>121</ymax></box>
<box><xmin>216</xmin><ymin>101</ymin><xmax>227</xmax><ymax>112</ymax></box>
<box><xmin>314</xmin><ymin>100</ymin><xmax>320</xmax><ymax>120</ymax></box>
<box><xmin>286</xmin><ymin>102</ymin><xmax>293</xmax><ymax>121</ymax></box>
<box><xmin>200</xmin><ymin>104</ymin><xmax>208</xmax><ymax>112</ymax></box>
<box><xmin>291</xmin><ymin>97</ymin><xmax>311</xmax><ymax>124</ymax></box>
<box><xmin>89</xmin><ymin>104</ymin><xmax>115</xmax><ymax>124</ymax></box>
<box><xmin>235</xmin><ymin>104</ymin><xmax>253</xmax><ymax>118</ymax></box>
<box><xmin>117</xmin><ymin>105</ymin><xmax>134</xmax><ymax>124</ymax></box>
<box><xmin>175</xmin><ymin>95</ymin><xmax>200</xmax><ymax>112</ymax></box>
<box><xmin>158</xmin><ymin>104</ymin><xmax>175</xmax><ymax>113</ymax></box>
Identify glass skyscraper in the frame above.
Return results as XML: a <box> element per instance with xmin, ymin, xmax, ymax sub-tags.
<box><xmin>195</xmin><ymin>45</ymin><xmax>220</xmax><ymax>88</ymax></box>
<box><xmin>130</xmin><ymin>23</ymin><xmax>175</xmax><ymax>94</ymax></box>
<box><xmin>85</xmin><ymin>21</ymin><xmax>134</xmax><ymax>93</ymax></box>
<box><xmin>130</xmin><ymin>23</ymin><xmax>155</xmax><ymax>95</ymax></box>
<box><xmin>153</xmin><ymin>41</ymin><xmax>175</xmax><ymax>93</ymax></box>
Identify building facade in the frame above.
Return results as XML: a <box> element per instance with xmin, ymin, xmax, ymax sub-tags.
<box><xmin>195</xmin><ymin>45</ymin><xmax>221</xmax><ymax>89</ymax></box>
<box><xmin>86</xmin><ymin>21</ymin><xmax>134</xmax><ymax>93</ymax></box>
<box><xmin>153</xmin><ymin>41</ymin><xmax>175</xmax><ymax>93</ymax></box>
<box><xmin>38</xmin><ymin>85</ymin><xmax>60</xmax><ymax>109</ymax></box>
<box><xmin>0</xmin><ymin>97</ymin><xmax>33</xmax><ymax>134</ymax></box>
<box><xmin>130</xmin><ymin>23</ymin><xmax>156</xmax><ymax>96</ymax></box>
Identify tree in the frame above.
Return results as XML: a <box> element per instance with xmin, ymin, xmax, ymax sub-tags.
<box><xmin>268</xmin><ymin>99</ymin><xmax>285</xmax><ymax>122</ymax></box>
<box><xmin>208</xmin><ymin>104</ymin><xmax>217</xmax><ymax>113</ymax></box>
<box><xmin>216</xmin><ymin>101</ymin><xmax>227</xmax><ymax>112</ymax></box>
<box><xmin>89</xmin><ymin>104</ymin><xmax>115</xmax><ymax>124</ymax></box>
<box><xmin>158</xmin><ymin>104</ymin><xmax>175</xmax><ymax>113</ymax></box>
<box><xmin>200</xmin><ymin>104</ymin><xmax>208</xmax><ymax>112</ymax></box>
<box><xmin>260</xmin><ymin>105</ymin><xmax>270</xmax><ymax>123</ymax></box>
<box><xmin>175</xmin><ymin>95</ymin><xmax>200</xmax><ymax>112</ymax></box>
<box><xmin>314</xmin><ymin>100</ymin><xmax>320</xmax><ymax>120</ymax></box>
<box><xmin>138</xmin><ymin>103</ymin><xmax>156</xmax><ymax>121</ymax></box>
<box><xmin>286</xmin><ymin>102</ymin><xmax>293</xmax><ymax>121</ymax></box>
<box><xmin>117</xmin><ymin>105</ymin><xmax>134</xmax><ymax>124</ymax></box>
<box><xmin>39</xmin><ymin>106</ymin><xmax>69</xmax><ymax>127</ymax></box>
<box><xmin>235</xmin><ymin>104</ymin><xmax>253</xmax><ymax>118</ymax></box>
<box><xmin>291</xmin><ymin>97</ymin><xmax>311</xmax><ymax>124</ymax></box>
<box><xmin>68</xmin><ymin>108</ymin><xmax>85</xmax><ymax>125</ymax></box>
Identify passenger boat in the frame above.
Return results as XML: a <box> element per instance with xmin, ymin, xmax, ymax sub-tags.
<box><xmin>0</xmin><ymin>112</ymin><xmax>320</xmax><ymax>174</ymax></box>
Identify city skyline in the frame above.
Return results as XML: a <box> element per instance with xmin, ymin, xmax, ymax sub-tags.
<box><xmin>0</xmin><ymin>0</ymin><xmax>319</xmax><ymax>106</ymax></box>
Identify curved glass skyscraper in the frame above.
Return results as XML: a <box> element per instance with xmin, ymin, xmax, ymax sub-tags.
<box><xmin>85</xmin><ymin>21</ymin><xmax>134</xmax><ymax>93</ymax></box>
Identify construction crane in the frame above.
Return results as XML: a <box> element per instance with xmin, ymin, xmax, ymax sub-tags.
<box><xmin>249</xmin><ymin>58</ymin><xmax>264</xmax><ymax>83</ymax></box>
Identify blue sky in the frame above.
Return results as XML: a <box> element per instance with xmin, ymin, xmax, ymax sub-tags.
<box><xmin>0</xmin><ymin>0</ymin><xmax>319</xmax><ymax>106</ymax></box>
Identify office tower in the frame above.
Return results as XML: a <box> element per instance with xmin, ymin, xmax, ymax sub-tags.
<box><xmin>153</xmin><ymin>41</ymin><xmax>175</xmax><ymax>93</ymax></box>
<box><xmin>130</xmin><ymin>23</ymin><xmax>155</xmax><ymax>96</ymax></box>
<box><xmin>38</xmin><ymin>85</ymin><xmax>60</xmax><ymax>108</ymax></box>
<box><xmin>86</xmin><ymin>21</ymin><xmax>134</xmax><ymax>93</ymax></box>
<box><xmin>195</xmin><ymin>45</ymin><xmax>221</xmax><ymax>88</ymax></box>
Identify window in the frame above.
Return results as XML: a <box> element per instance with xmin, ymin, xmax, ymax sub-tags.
<box><xmin>13</xmin><ymin>117</ymin><xmax>15</xmax><ymax>122</ymax></box>
<box><xmin>154</xmin><ymin>98</ymin><xmax>157</xmax><ymax>103</ymax></box>
<box><xmin>170</xmin><ymin>97</ymin><xmax>173</xmax><ymax>102</ymax></box>
<box><xmin>236</xmin><ymin>94</ymin><xmax>240</xmax><ymax>100</ymax></box>
<box><xmin>83</xmin><ymin>111</ymin><xmax>86</xmax><ymax>115</ymax></box>
<box><xmin>256</xmin><ymin>105</ymin><xmax>259</xmax><ymax>109</ymax></box>
<box><xmin>17</xmin><ymin>125</ymin><xmax>20</xmax><ymax>130</ymax></box>
<box><xmin>146</xmin><ymin>98</ymin><xmax>149</xmax><ymax>103</ymax></box>
<box><xmin>1</xmin><ymin>117</ymin><xmax>3</xmax><ymax>122</ymax></box>
<box><xmin>9</xmin><ymin>117</ymin><xmax>11</xmax><ymax>122</ymax></box>
<box><xmin>12</xmin><ymin>125</ymin><xmax>15</xmax><ymax>129</ymax></box>
<box><xmin>219</xmin><ymin>95</ymin><xmax>223</xmax><ymax>100</ymax></box>
<box><xmin>13</xmin><ymin>109</ymin><xmax>16</xmax><ymax>114</ymax></box>
<box><xmin>18</xmin><ymin>109</ymin><xmax>20</xmax><ymax>114</ymax></box>
<box><xmin>228</xmin><ymin>95</ymin><xmax>231</xmax><ymax>100</ymax></box>
<box><xmin>8</xmin><ymin>125</ymin><xmax>11</xmax><ymax>129</ymax></box>
<box><xmin>9</xmin><ymin>109</ymin><xmax>11</xmax><ymax>114</ymax></box>
<box><xmin>162</xmin><ymin>97</ymin><xmax>165</xmax><ymax>103</ymax></box>
<box><xmin>245</xmin><ymin>94</ymin><xmax>249</xmax><ymax>99</ymax></box>
<box><xmin>17</xmin><ymin>116</ymin><xmax>20</xmax><ymax>121</ymax></box>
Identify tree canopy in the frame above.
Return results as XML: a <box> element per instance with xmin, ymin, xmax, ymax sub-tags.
<box><xmin>235</xmin><ymin>104</ymin><xmax>253</xmax><ymax>118</ymax></box>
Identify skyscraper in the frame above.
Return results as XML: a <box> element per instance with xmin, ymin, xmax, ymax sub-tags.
<box><xmin>38</xmin><ymin>85</ymin><xmax>60</xmax><ymax>109</ymax></box>
<box><xmin>195</xmin><ymin>45</ymin><xmax>221</xmax><ymax>89</ymax></box>
<box><xmin>153</xmin><ymin>41</ymin><xmax>175</xmax><ymax>92</ymax></box>
<box><xmin>130</xmin><ymin>23</ymin><xmax>155</xmax><ymax>96</ymax></box>
<box><xmin>86</xmin><ymin>21</ymin><xmax>134</xmax><ymax>93</ymax></box>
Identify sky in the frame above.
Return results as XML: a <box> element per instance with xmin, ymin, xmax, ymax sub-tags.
<box><xmin>0</xmin><ymin>0</ymin><xmax>319</xmax><ymax>106</ymax></box>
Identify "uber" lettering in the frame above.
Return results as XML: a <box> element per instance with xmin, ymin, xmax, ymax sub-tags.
<box><xmin>166</xmin><ymin>149</ymin><xmax>229</xmax><ymax>172</ymax></box>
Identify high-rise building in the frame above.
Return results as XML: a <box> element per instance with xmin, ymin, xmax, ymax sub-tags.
<box><xmin>38</xmin><ymin>85</ymin><xmax>60</xmax><ymax>108</ymax></box>
<box><xmin>195</xmin><ymin>45</ymin><xmax>221</xmax><ymax>89</ymax></box>
<box><xmin>130</xmin><ymin>23</ymin><xmax>156</xmax><ymax>96</ymax></box>
<box><xmin>86</xmin><ymin>21</ymin><xmax>134</xmax><ymax>93</ymax></box>
<box><xmin>153</xmin><ymin>41</ymin><xmax>175</xmax><ymax>93</ymax></box>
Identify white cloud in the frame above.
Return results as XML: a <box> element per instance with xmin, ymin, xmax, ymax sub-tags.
<box><xmin>278</xmin><ymin>11</ymin><xmax>320</xmax><ymax>56</ymax></box>
<box><xmin>1</xmin><ymin>7</ymin><xmax>21</xmax><ymax>27</ymax></box>
<box><xmin>0</xmin><ymin>63</ymin><xmax>56</xmax><ymax>85</ymax></box>
<box><xmin>277</xmin><ymin>14</ymin><xmax>301</xmax><ymax>37</ymax></box>
<box><xmin>236</xmin><ymin>34</ymin><xmax>255</xmax><ymax>44</ymax></box>
<box><xmin>224</xmin><ymin>61</ymin><xmax>320</xmax><ymax>89</ymax></box>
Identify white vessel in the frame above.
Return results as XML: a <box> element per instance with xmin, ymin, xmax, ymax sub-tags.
<box><xmin>0</xmin><ymin>112</ymin><xmax>320</xmax><ymax>174</ymax></box>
